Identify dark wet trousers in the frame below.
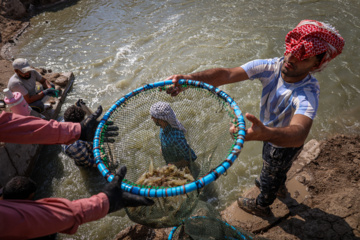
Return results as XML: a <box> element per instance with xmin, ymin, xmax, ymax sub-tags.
<box><xmin>256</xmin><ymin>141</ymin><xmax>303</xmax><ymax>207</ymax></box>
<box><xmin>29</xmin><ymin>100</ymin><xmax>44</xmax><ymax>113</ymax></box>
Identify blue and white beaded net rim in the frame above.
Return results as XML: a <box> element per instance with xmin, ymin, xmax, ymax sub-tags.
<box><xmin>93</xmin><ymin>79</ymin><xmax>246</xmax><ymax>197</ymax></box>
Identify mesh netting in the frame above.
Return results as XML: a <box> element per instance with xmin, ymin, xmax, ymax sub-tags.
<box><xmin>168</xmin><ymin>216</ymin><xmax>255</xmax><ymax>240</ymax></box>
<box><xmin>93</xmin><ymin>79</ymin><xmax>245</xmax><ymax>227</ymax></box>
<box><xmin>167</xmin><ymin>200</ymin><xmax>268</xmax><ymax>240</ymax></box>
<box><xmin>127</xmin><ymin>192</ymin><xmax>200</xmax><ymax>228</ymax></box>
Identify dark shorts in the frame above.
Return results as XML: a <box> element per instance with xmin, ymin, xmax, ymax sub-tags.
<box><xmin>256</xmin><ymin>141</ymin><xmax>303</xmax><ymax>207</ymax></box>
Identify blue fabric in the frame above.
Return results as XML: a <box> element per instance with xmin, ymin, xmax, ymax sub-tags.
<box><xmin>62</xmin><ymin>140</ymin><xmax>96</xmax><ymax>168</ymax></box>
<box><xmin>241</xmin><ymin>57</ymin><xmax>320</xmax><ymax>128</ymax></box>
<box><xmin>159</xmin><ymin>125</ymin><xmax>197</xmax><ymax>164</ymax></box>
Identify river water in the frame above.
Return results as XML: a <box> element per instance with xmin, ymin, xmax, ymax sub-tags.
<box><xmin>12</xmin><ymin>0</ymin><xmax>360</xmax><ymax>239</ymax></box>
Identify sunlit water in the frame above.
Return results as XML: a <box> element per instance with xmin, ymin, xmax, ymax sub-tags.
<box><xmin>12</xmin><ymin>0</ymin><xmax>360</xmax><ymax>239</ymax></box>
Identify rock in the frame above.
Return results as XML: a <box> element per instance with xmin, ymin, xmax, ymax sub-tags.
<box><xmin>297</xmin><ymin>139</ymin><xmax>320</xmax><ymax>165</ymax></box>
<box><xmin>0</xmin><ymin>142</ymin><xmax>42</xmax><ymax>186</ymax></box>
<box><xmin>44</xmin><ymin>72</ymin><xmax>60</xmax><ymax>82</ymax></box>
<box><xmin>0</xmin><ymin>147</ymin><xmax>17</xmax><ymax>186</ymax></box>
<box><xmin>38</xmin><ymin>67</ymin><xmax>48</xmax><ymax>75</ymax></box>
<box><xmin>42</xmin><ymin>72</ymin><xmax>69</xmax><ymax>87</ymax></box>
<box><xmin>296</xmin><ymin>175</ymin><xmax>306</xmax><ymax>184</ymax></box>
<box><xmin>0</xmin><ymin>0</ymin><xmax>27</xmax><ymax>19</ymax></box>
<box><xmin>54</xmin><ymin>75</ymin><xmax>69</xmax><ymax>87</ymax></box>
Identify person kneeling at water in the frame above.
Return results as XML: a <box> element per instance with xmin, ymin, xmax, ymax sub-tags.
<box><xmin>62</xmin><ymin>102</ymin><xmax>96</xmax><ymax>168</ymax></box>
<box><xmin>62</xmin><ymin>99</ymin><xmax>118</xmax><ymax>168</ymax></box>
<box><xmin>7</xmin><ymin>58</ymin><xmax>58</xmax><ymax>113</ymax></box>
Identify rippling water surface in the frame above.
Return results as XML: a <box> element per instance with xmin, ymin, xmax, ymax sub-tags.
<box><xmin>13</xmin><ymin>0</ymin><xmax>360</xmax><ymax>239</ymax></box>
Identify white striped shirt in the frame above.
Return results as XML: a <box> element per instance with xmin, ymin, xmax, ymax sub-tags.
<box><xmin>241</xmin><ymin>57</ymin><xmax>320</xmax><ymax>128</ymax></box>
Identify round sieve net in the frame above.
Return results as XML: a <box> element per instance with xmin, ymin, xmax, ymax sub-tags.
<box><xmin>93</xmin><ymin>79</ymin><xmax>245</xmax><ymax>227</ymax></box>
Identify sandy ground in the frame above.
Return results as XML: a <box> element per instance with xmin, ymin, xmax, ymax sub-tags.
<box><xmin>0</xmin><ymin>59</ymin><xmax>14</xmax><ymax>92</ymax></box>
<box><xmin>223</xmin><ymin>135</ymin><xmax>360</xmax><ymax>240</ymax></box>
<box><xmin>0</xmin><ymin>14</ymin><xmax>27</xmax><ymax>91</ymax></box>
<box><xmin>1</xmin><ymin>14</ymin><xmax>359</xmax><ymax>240</ymax></box>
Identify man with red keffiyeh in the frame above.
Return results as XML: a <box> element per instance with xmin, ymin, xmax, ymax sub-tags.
<box><xmin>166</xmin><ymin>20</ymin><xmax>344</xmax><ymax>217</ymax></box>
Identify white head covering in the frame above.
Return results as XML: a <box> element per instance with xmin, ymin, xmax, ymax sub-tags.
<box><xmin>13</xmin><ymin>58</ymin><xmax>33</xmax><ymax>73</ymax></box>
<box><xmin>150</xmin><ymin>101</ymin><xmax>186</xmax><ymax>133</ymax></box>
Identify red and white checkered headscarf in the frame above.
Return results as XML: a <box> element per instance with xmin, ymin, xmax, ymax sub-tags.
<box><xmin>285</xmin><ymin>20</ymin><xmax>345</xmax><ymax>72</ymax></box>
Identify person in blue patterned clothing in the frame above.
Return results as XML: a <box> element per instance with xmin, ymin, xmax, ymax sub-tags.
<box><xmin>150</xmin><ymin>101</ymin><xmax>197</xmax><ymax>169</ymax></box>
<box><xmin>62</xmin><ymin>104</ymin><xmax>96</xmax><ymax>168</ymax></box>
<box><xmin>166</xmin><ymin>20</ymin><xmax>344</xmax><ymax>217</ymax></box>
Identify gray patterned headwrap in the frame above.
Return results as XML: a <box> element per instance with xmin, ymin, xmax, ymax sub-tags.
<box><xmin>150</xmin><ymin>101</ymin><xmax>186</xmax><ymax>133</ymax></box>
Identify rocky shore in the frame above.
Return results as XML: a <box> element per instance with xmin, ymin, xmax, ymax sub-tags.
<box><xmin>0</xmin><ymin>0</ymin><xmax>75</xmax><ymax>188</ymax></box>
<box><xmin>0</xmin><ymin>1</ymin><xmax>359</xmax><ymax>239</ymax></box>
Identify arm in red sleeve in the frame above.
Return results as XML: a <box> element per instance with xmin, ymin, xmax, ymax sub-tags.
<box><xmin>0</xmin><ymin>193</ymin><xmax>110</xmax><ymax>240</ymax></box>
<box><xmin>0</xmin><ymin>111</ymin><xmax>81</xmax><ymax>145</ymax></box>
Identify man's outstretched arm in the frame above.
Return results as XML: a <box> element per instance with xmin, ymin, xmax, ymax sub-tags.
<box><xmin>0</xmin><ymin>111</ymin><xmax>81</xmax><ymax>145</ymax></box>
<box><xmin>244</xmin><ymin>113</ymin><xmax>312</xmax><ymax>147</ymax></box>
